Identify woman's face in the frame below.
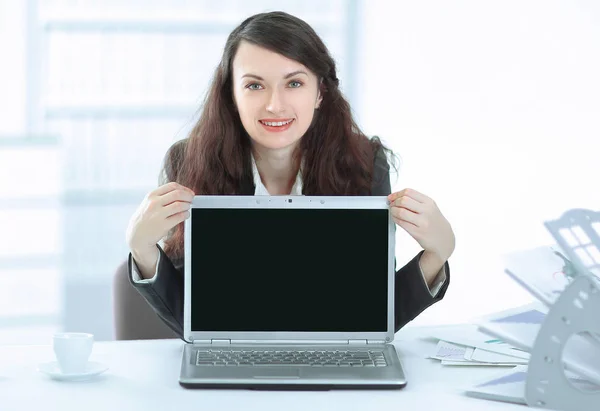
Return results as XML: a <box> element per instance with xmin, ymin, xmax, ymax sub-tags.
<box><xmin>232</xmin><ymin>41</ymin><xmax>322</xmax><ymax>152</ymax></box>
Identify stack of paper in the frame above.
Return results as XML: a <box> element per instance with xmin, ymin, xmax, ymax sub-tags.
<box><xmin>428</xmin><ymin>326</ymin><xmax>529</xmax><ymax>367</ymax></box>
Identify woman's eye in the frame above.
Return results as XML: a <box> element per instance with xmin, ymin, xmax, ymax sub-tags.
<box><xmin>289</xmin><ymin>81</ymin><xmax>302</xmax><ymax>88</ymax></box>
<box><xmin>247</xmin><ymin>83</ymin><xmax>263</xmax><ymax>90</ymax></box>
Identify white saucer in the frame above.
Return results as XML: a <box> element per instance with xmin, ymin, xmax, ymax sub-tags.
<box><xmin>38</xmin><ymin>361</ymin><xmax>109</xmax><ymax>381</ymax></box>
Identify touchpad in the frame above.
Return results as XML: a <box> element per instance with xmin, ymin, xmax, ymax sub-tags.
<box><xmin>252</xmin><ymin>369</ymin><xmax>301</xmax><ymax>379</ymax></box>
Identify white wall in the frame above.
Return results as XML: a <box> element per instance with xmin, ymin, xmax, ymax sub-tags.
<box><xmin>0</xmin><ymin>0</ymin><xmax>27</xmax><ymax>134</ymax></box>
<box><xmin>358</xmin><ymin>0</ymin><xmax>600</xmax><ymax>325</ymax></box>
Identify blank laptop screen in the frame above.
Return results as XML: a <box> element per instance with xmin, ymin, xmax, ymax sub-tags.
<box><xmin>190</xmin><ymin>208</ymin><xmax>389</xmax><ymax>332</ymax></box>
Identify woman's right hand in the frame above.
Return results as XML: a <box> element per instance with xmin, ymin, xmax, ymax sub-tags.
<box><xmin>126</xmin><ymin>182</ymin><xmax>195</xmax><ymax>271</ymax></box>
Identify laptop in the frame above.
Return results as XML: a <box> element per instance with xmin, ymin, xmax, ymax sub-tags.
<box><xmin>179</xmin><ymin>195</ymin><xmax>407</xmax><ymax>389</ymax></box>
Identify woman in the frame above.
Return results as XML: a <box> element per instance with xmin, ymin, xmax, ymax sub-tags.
<box><xmin>125</xmin><ymin>11</ymin><xmax>455</xmax><ymax>338</ymax></box>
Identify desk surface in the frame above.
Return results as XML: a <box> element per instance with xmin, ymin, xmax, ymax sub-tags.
<box><xmin>1</xmin><ymin>325</ymin><xmax>524</xmax><ymax>411</ymax></box>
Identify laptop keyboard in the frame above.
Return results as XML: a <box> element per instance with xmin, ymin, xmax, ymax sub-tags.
<box><xmin>195</xmin><ymin>349</ymin><xmax>388</xmax><ymax>367</ymax></box>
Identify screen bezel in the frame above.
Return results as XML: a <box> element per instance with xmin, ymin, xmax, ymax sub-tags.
<box><xmin>183</xmin><ymin>195</ymin><xmax>395</xmax><ymax>344</ymax></box>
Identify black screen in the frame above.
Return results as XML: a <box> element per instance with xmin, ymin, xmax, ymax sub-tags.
<box><xmin>190</xmin><ymin>208</ymin><xmax>389</xmax><ymax>332</ymax></box>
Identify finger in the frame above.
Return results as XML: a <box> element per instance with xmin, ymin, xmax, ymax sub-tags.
<box><xmin>161</xmin><ymin>201</ymin><xmax>191</xmax><ymax>218</ymax></box>
<box><xmin>391</xmin><ymin>207</ymin><xmax>421</xmax><ymax>227</ymax></box>
<box><xmin>392</xmin><ymin>195</ymin><xmax>425</xmax><ymax>214</ymax></box>
<box><xmin>152</xmin><ymin>182</ymin><xmax>194</xmax><ymax>197</ymax></box>
<box><xmin>152</xmin><ymin>182</ymin><xmax>181</xmax><ymax>197</ymax></box>
<box><xmin>165</xmin><ymin>210</ymin><xmax>191</xmax><ymax>227</ymax></box>
<box><xmin>158</xmin><ymin>189</ymin><xmax>195</xmax><ymax>206</ymax></box>
<box><xmin>388</xmin><ymin>188</ymin><xmax>429</xmax><ymax>204</ymax></box>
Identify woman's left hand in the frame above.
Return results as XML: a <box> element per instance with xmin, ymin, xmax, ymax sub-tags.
<box><xmin>388</xmin><ymin>188</ymin><xmax>455</xmax><ymax>261</ymax></box>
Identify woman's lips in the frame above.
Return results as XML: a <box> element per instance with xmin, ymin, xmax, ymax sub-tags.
<box><xmin>259</xmin><ymin>119</ymin><xmax>294</xmax><ymax>132</ymax></box>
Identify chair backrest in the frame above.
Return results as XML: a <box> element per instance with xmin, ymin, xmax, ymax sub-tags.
<box><xmin>544</xmin><ymin>208</ymin><xmax>600</xmax><ymax>278</ymax></box>
<box><xmin>112</xmin><ymin>260</ymin><xmax>177</xmax><ymax>340</ymax></box>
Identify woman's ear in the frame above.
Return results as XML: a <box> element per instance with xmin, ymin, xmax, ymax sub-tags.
<box><xmin>315</xmin><ymin>78</ymin><xmax>324</xmax><ymax>109</ymax></box>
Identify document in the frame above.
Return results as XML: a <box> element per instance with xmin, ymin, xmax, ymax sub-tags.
<box><xmin>502</xmin><ymin>245</ymin><xmax>573</xmax><ymax>306</ymax></box>
<box><xmin>429</xmin><ymin>325</ymin><xmax>529</xmax><ymax>360</ymax></box>
<box><xmin>429</xmin><ymin>337</ymin><xmax>527</xmax><ymax>366</ymax></box>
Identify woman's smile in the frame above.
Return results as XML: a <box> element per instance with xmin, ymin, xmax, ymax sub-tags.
<box><xmin>258</xmin><ymin>118</ymin><xmax>295</xmax><ymax>132</ymax></box>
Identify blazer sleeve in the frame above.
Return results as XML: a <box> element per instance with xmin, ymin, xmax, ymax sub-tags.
<box><xmin>128</xmin><ymin>247</ymin><xmax>185</xmax><ymax>338</ymax></box>
<box><xmin>371</xmin><ymin>146</ymin><xmax>450</xmax><ymax>333</ymax></box>
<box><xmin>128</xmin><ymin>140</ymin><xmax>188</xmax><ymax>339</ymax></box>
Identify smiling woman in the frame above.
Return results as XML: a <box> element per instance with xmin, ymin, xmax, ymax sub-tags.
<box><xmin>125</xmin><ymin>11</ymin><xmax>454</xmax><ymax>339</ymax></box>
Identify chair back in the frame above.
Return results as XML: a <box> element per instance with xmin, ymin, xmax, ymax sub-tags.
<box><xmin>112</xmin><ymin>260</ymin><xmax>177</xmax><ymax>340</ymax></box>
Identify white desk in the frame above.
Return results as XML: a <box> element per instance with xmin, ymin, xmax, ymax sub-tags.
<box><xmin>1</xmin><ymin>325</ymin><xmax>525</xmax><ymax>411</ymax></box>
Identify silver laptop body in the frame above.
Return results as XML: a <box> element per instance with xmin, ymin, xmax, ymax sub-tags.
<box><xmin>179</xmin><ymin>195</ymin><xmax>406</xmax><ymax>389</ymax></box>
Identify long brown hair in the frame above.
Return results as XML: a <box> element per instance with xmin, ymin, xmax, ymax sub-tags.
<box><xmin>163</xmin><ymin>11</ymin><xmax>393</xmax><ymax>258</ymax></box>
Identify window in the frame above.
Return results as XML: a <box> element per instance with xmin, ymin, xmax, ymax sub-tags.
<box><xmin>0</xmin><ymin>0</ymin><xmax>359</xmax><ymax>342</ymax></box>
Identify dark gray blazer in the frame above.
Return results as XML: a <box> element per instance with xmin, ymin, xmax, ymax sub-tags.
<box><xmin>128</xmin><ymin>142</ymin><xmax>450</xmax><ymax>339</ymax></box>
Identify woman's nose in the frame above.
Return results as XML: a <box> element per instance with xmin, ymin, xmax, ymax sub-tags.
<box><xmin>266</xmin><ymin>89</ymin><xmax>285</xmax><ymax>114</ymax></box>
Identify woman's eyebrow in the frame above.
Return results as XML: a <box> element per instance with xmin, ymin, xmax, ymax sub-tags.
<box><xmin>283</xmin><ymin>70</ymin><xmax>308</xmax><ymax>79</ymax></box>
<box><xmin>241</xmin><ymin>74</ymin><xmax>264</xmax><ymax>80</ymax></box>
<box><xmin>241</xmin><ymin>70</ymin><xmax>309</xmax><ymax>81</ymax></box>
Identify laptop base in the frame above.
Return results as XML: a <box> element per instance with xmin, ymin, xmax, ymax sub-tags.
<box><xmin>179</xmin><ymin>343</ymin><xmax>407</xmax><ymax>390</ymax></box>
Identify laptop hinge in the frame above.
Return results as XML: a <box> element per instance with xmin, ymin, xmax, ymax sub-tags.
<box><xmin>348</xmin><ymin>339</ymin><xmax>368</xmax><ymax>345</ymax></box>
<box><xmin>211</xmin><ymin>339</ymin><xmax>231</xmax><ymax>345</ymax></box>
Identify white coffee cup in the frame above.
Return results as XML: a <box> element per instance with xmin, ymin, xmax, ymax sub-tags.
<box><xmin>53</xmin><ymin>332</ymin><xmax>94</xmax><ymax>374</ymax></box>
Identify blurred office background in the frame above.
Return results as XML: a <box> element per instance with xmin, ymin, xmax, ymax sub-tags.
<box><xmin>0</xmin><ymin>0</ymin><xmax>598</xmax><ymax>343</ymax></box>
